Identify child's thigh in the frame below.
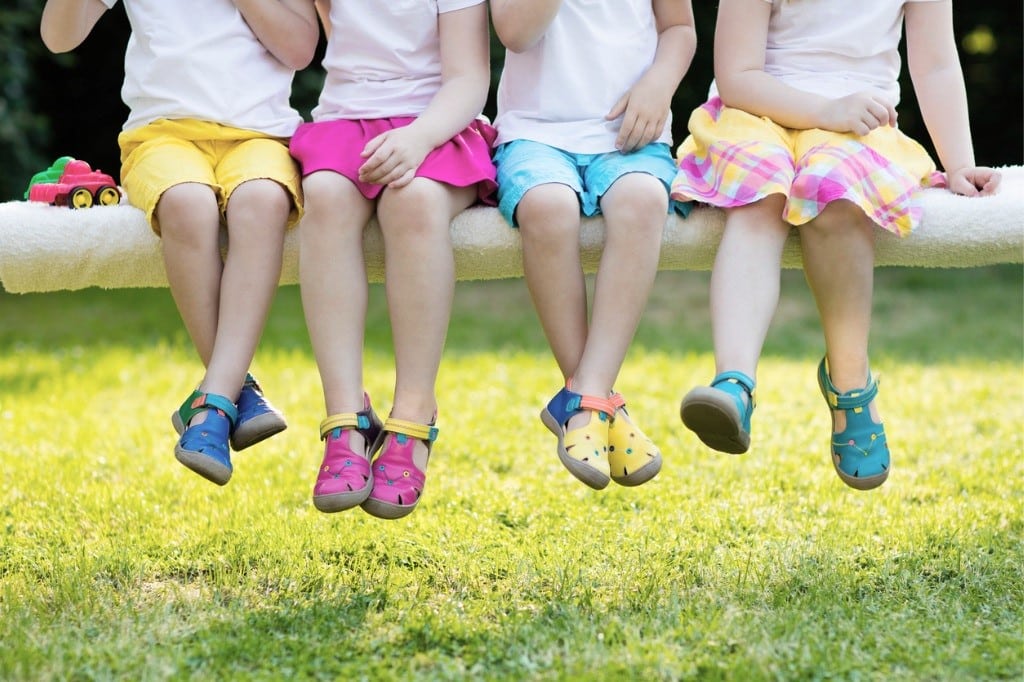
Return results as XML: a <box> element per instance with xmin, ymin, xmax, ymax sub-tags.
<box><xmin>493</xmin><ymin>140</ymin><xmax>583</xmax><ymax>227</ymax></box>
<box><xmin>121</xmin><ymin>136</ymin><xmax>218</xmax><ymax>234</ymax></box>
<box><xmin>218</xmin><ymin>138</ymin><xmax>302</xmax><ymax>228</ymax></box>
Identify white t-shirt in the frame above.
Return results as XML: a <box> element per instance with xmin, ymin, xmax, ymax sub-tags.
<box><xmin>313</xmin><ymin>0</ymin><xmax>485</xmax><ymax>121</ymax></box>
<box><xmin>753</xmin><ymin>0</ymin><xmax>945</xmax><ymax>104</ymax></box>
<box><xmin>493</xmin><ymin>0</ymin><xmax>671</xmax><ymax>154</ymax></box>
<box><xmin>101</xmin><ymin>0</ymin><xmax>303</xmax><ymax>137</ymax></box>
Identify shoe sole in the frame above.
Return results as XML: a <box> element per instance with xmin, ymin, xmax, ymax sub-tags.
<box><xmin>360</xmin><ymin>496</ymin><xmax>418</xmax><ymax>520</ymax></box>
<box><xmin>611</xmin><ymin>453</ymin><xmax>663</xmax><ymax>487</ymax></box>
<box><xmin>174</xmin><ymin>446</ymin><xmax>231</xmax><ymax>486</ymax></box>
<box><xmin>314</xmin><ymin>482</ymin><xmax>373</xmax><ymax>513</ymax></box>
<box><xmin>833</xmin><ymin>459</ymin><xmax>890</xmax><ymax>490</ymax></box>
<box><xmin>172</xmin><ymin>410</ymin><xmax>287</xmax><ymax>451</ymax></box>
<box><xmin>231</xmin><ymin>412</ymin><xmax>287</xmax><ymax>451</ymax></box>
<box><xmin>680</xmin><ymin>388</ymin><xmax>750</xmax><ymax>454</ymax></box>
<box><xmin>540</xmin><ymin>408</ymin><xmax>611</xmax><ymax>491</ymax></box>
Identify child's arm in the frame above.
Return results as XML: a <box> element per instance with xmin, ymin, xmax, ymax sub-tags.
<box><xmin>490</xmin><ymin>0</ymin><xmax>562</xmax><ymax>53</ymax></box>
<box><xmin>715</xmin><ymin>0</ymin><xmax>897</xmax><ymax>136</ymax></box>
<box><xmin>40</xmin><ymin>0</ymin><xmax>109</xmax><ymax>54</ymax></box>
<box><xmin>358</xmin><ymin>3</ymin><xmax>491</xmax><ymax>189</ymax></box>
<box><xmin>606</xmin><ymin>0</ymin><xmax>697</xmax><ymax>152</ymax></box>
<box><xmin>232</xmin><ymin>0</ymin><xmax>320</xmax><ymax>70</ymax></box>
<box><xmin>905</xmin><ymin>1</ymin><xmax>1000</xmax><ymax>196</ymax></box>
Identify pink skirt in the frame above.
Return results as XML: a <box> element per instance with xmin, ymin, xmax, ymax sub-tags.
<box><xmin>290</xmin><ymin>117</ymin><xmax>498</xmax><ymax>205</ymax></box>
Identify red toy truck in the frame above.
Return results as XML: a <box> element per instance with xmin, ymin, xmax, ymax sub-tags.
<box><xmin>25</xmin><ymin>157</ymin><xmax>121</xmax><ymax>208</ymax></box>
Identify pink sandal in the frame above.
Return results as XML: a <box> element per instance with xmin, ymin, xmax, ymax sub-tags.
<box><xmin>312</xmin><ymin>394</ymin><xmax>383</xmax><ymax>513</ymax></box>
<box><xmin>360</xmin><ymin>416</ymin><xmax>438</xmax><ymax>520</ymax></box>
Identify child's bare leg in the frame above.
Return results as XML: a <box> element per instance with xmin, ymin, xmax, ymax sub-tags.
<box><xmin>158</xmin><ymin>182</ymin><xmax>223</xmax><ymax>367</ymax></box>
<box><xmin>515</xmin><ymin>183</ymin><xmax>588</xmax><ymax>379</ymax></box>
<box><xmin>710</xmin><ymin>195</ymin><xmax>790</xmax><ymax>381</ymax></box>
<box><xmin>376</xmin><ymin>179</ymin><xmax>475</xmax><ymax>468</ymax></box>
<box><xmin>800</xmin><ymin>200</ymin><xmax>877</xmax><ymax>429</ymax></box>
<box><xmin>203</xmin><ymin>179</ymin><xmax>288</xmax><ymax>397</ymax></box>
<box><xmin>299</xmin><ymin>171</ymin><xmax>376</xmax><ymax>433</ymax></box>
<box><xmin>572</xmin><ymin>172</ymin><xmax>666</xmax><ymax>398</ymax></box>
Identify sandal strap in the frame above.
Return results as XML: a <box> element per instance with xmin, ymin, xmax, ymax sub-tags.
<box><xmin>609</xmin><ymin>392</ymin><xmax>626</xmax><ymax>411</ymax></box>
<box><xmin>382</xmin><ymin>417</ymin><xmax>438</xmax><ymax>443</ymax></box>
<box><xmin>320</xmin><ymin>411</ymin><xmax>374</xmax><ymax>440</ymax></box>
<box><xmin>710</xmin><ymin>371</ymin><xmax>756</xmax><ymax>407</ymax></box>
<box><xmin>177</xmin><ymin>390</ymin><xmax>238</xmax><ymax>427</ymax></box>
<box><xmin>819</xmin><ymin>362</ymin><xmax>879</xmax><ymax>410</ymax></box>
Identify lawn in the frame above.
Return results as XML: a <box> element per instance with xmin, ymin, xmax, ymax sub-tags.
<box><xmin>1</xmin><ymin>266</ymin><xmax>1022</xmax><ymax>681</ymax></box>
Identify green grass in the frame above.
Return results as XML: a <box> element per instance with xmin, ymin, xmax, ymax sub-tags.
<box><xmin>1</xmin><ymin>266</ymin><xmax>1022</xmax><ymax>681</ymax></box>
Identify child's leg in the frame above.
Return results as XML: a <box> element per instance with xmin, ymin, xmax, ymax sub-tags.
<box><xmin>516</xmin><ymin>183</ymin><xmax>589</xmax><ymax>379</ymax></box>
<box><xmin>800</xmin><ymin>200</ymin><xmax>889</xmax><ymax>489</ymax></box>
<box><xmin>299</xmin><ymin>171</ymin><xmax>376</xmax><ymax>420</ymax></box>
<box><xmin>571</xmin><ymin>172</ymin><xmax>665</xmax><ymax>397</ymax></box>
<box><xmin>202</xmin><ymin>178</ymin><xmax>289</xmax><ymax>396</ymax></box>
<box><xmin>157</xmin><ymin>182</ymin><xmax>225</xmax><ymax>370</ymax></box>
<box><xmin>680</xmin><ymin>195</ymin><xmax>789</xmax><ymax>454</ymax></box>
<box><xmin>710</xmin><ymin>195</ymin><xmax>790</xmax><ymax>379</ymax></box>
<box><xmin>799</xmin><ymin>200</ymin><xmax>877</xmax><ymax>422</ymax></box>
<box><xmin>376</xmin><ymin>179</ymin><xmax>476</xmax><ymax>430</ymax></box>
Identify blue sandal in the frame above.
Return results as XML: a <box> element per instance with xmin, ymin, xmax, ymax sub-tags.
<box><xmin>231</xmin><ymin>373</ymin><xmax>287</xmax><ymax>451</ymax></box>
<box><xmin>171</xmin><ymin>373</ymin><xmax>286</xmax><ymax>451</ymax></box>
<box><xmin>817</xmin><ymin>358</ymin><xmax>890</xmax><ymax>490</ymax></box>
<box><xmin>174</xmin><ymin>391</ymin><xmax>239</xmax><ymax>486</ymax></box>
<box><xmin>680</xmin><ymin>371</ymin><xmax>756</xmax><ymax>454</ymax></box>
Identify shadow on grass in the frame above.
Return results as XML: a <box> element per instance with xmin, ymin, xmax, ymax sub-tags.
<box><xmin>0</xmin><ymin>265</ymin><xmax>1020</xmax><ymax>363</ymax></box>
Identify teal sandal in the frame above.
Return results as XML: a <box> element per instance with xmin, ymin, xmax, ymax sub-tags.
<box><xmin>817</xmin><ymin>358</ymin><xmax>890</xmax><ymax>490</ymax></box>
<box><xmin>680</xmin><ymin>371</ymin><xmax>756</xmax><ymax>454</ymax></box>
<box><xmin>174</xmin><ymin>391</ymin><xmax>238</xmax><ymax>486</ymax></box>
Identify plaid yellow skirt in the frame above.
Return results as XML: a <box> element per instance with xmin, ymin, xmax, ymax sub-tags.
<box><xmin>671</xmin><ymin>97</ymin><xmax>946</xmax><ymax>236</ymax></box>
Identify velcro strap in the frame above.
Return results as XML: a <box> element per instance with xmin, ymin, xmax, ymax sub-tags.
<box><xmin>711</xmin><ymin>371</ymin><xmax>756</xmax><ymax>407</ymax></box>
<box><xmin>609</xmin><ymin>392</ymin><xmax>626</xmax><ymax>411</ymax></box>
<box><xmin>319</xmin><ymin>412</ymin><xmax>370</xmax><ymax>440</ymax></box>
<box><xmin>178</xmin><ymin>390</ymin><xmax>238</xmax><ymax>427</ymax></box>
<box><xmin>383</xmin><ymin>417</ymin><xmax>438</xmax><ymax>442</ymax></box>
<box><xmin>578</xmin><ymin>394</ymin><xmax>616</xmax><ymax>419</ymax></box>
<box><xmin>828</xmin><ymin>375</ymin><xmax>879</xmax><ymax>410</ymax></box>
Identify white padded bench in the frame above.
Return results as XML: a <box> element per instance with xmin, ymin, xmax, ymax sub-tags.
<box><xmin>1</xmin><ymin>166</ymin><xmax>1020</xmax><ymax>294</ymax></box>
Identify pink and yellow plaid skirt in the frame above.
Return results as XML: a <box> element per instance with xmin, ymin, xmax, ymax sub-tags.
<box><xmin>671</xmin><ymin>97</ymin><xmax>946</xmax><ymax>236</ymax></box>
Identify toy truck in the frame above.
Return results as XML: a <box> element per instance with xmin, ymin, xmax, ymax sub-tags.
<box><xmin>25</xmin><ymin>156</ymin><xmax>121</xmax><ymax>208</ymax></box>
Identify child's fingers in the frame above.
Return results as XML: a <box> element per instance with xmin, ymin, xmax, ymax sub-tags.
<box><xmin>361</xmin><ymin>134</ymin><xmax>385</xmax><ymax>159</ymax></box>
<box><xmin>605</xmin><ymin>93</ymin><xmax>628</xmax><ymax>122</ymax></box>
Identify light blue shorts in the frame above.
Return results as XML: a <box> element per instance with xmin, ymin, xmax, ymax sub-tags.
<box><xmin>493</xmin><ymin>139</ymin><xmax>691</xmax><ymax>227</ymax></box>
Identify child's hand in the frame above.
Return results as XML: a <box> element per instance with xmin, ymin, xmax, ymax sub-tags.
<box><xmin>606</xmin><ymin>80</ymin><xmax>672</xmax><ymax>153</ymax></box>
<box><xmin>946</xmin><ymin>166</ymin><xmax>1001</xmax><ymax>197</ymax></box>
<box><xmin>818</xmin><ymin>92</ymin><xmax>898</xmax><ymax>136</ymax></box>
<box><xmin>359</xmin><ymin>126</ymin><xmax>433</xmax><ymax>189</ymax></box>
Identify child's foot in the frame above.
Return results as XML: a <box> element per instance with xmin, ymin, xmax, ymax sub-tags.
<box><xmin>608</xmin><ymin>392</ymin><xmax>662</xmax><ymax>486</ymax></box>
<box><xmin>540</xmin><ymin>384</ymin><xmax>614</xmax><ymax>490</ymax></box>
<box><xmin>680</xmin><ymin>371</ymin><xmax>756</xmax><ymax>454</ymax></box>
<box><xmin>231</xmin><ymin>374</ymin><xmax>287</xmax><ymax>451</ymax></box>
<box><xmin>170</xmin><ymin>373</ymin><xmax>287</xmax><ymax>451</ymax></box>
<box><xmin>817</xmin><ymin>358</ymin><xmax>890</xmax><ymax>490</ymax></box>
<box><xmin>361</xmin><ymin>417</ymin><xmax>438</xmax><ymax>520</ymax></box>
<box><xmin>313</xmin><ymin>395</ymin><xmax>383</xmax><ymax>513</ymax></box>
<box><xmin>173</xmin><ymin>391</ymin><xmax>238</xmax><ymax>486</ymax></box>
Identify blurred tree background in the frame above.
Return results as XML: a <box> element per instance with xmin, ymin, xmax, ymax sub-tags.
<box><xmin>2</xmin><ymin>2</ymin><xmax>1020</xmax><ymax>201</ymax></box>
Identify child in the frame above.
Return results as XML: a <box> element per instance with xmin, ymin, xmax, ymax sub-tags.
<box><xmin>490</xmin><ymin>1</ymin><xmax>697</xmax><ymax>490</ymax></box>
<box><xmin>673</xmin><ymin>0</ymin><xmax>1001</xmax><ymax>489</ymax></box>
<box><xmin>40</xmin><ymin>0</ymin><xmax>320</xmax><ymax>486</ymax></box>
<box><xmin>290</xmin><ymin>0</ymin><xmax>495</xmax><ymax>519</ymax></box>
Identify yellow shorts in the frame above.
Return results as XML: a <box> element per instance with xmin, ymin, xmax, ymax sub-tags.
<box><xmin>118</xmin><ymin>119</ymin><xmax>303</xmax><ymax>235</ymax></box>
